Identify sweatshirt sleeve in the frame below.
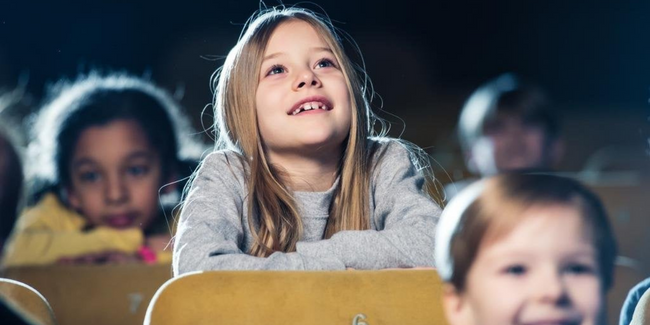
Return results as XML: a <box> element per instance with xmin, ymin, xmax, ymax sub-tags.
<box><xmin>172</xmin><ymin>152</ymin><xmax>345</xmax><ymax>276</ymax></box>
<box><xmin>2</xmin><ymin>198</ymin><xmax>143</xmax><ymax>267</ymax></box>
<box><xmin>295</xmin><ymin>140</ymin><xmax>440</xmax><ymax>269</ymax></box>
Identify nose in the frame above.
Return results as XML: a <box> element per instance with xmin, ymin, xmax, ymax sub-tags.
<box><xmin>105</xmin><ymin>173</ymin><xmax>128</xmax><ymax>205</ymax></box>
<box><xmin>534</xmin><ymin>269</ymin><xmax>570</xmax><ymax>306</ymax></box>
<box><xmin>293</xmin><ymin>69</ymin><xmax>321</xmax><ymax>90</ymax></box>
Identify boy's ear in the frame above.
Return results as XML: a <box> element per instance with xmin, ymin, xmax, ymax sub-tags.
<box><xmin>442</xmin><ymin>283</ymin><xmax>474</xmax><ymax>325</ymax></box>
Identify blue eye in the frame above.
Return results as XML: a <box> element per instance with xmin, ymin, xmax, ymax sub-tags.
<box><xmin>79</xmin><ymin>171</ymin><xmax>100</xmax><ymax>183</ymax></box>
<box><xmin>504</xmin><ymin>264</ymin><xmax>527</xmax><ymax>276</ymax></box>
<box><xmin>316</xmin><ymin>58</ymin><xmax>336</xmax><ymax>69</ymax></box>
<box><xmin>267</xmin><ymin>65</ymin><xmax>286</xmax><ymax>76</ymax></box>
<box><xmin>127</xmin><ymin>165</ymin><xmax>149</xmax><ymax>177</ymax></box>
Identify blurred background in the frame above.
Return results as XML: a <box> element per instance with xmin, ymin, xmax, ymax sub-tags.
<box><xmin>2</xmin><ymin>0</ymin><xmax>649</xmax><ymax>182</ymax></box>
<box><xmin>2</xmin><ymin>2</ymin><xmax>650</xmax><ymax>324</ymax></box>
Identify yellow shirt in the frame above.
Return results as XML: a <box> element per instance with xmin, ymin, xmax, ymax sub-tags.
<box><xmin>1</xmin><ymin>193</ymin><xmax>172</xmax><ymax>267</ymax></box>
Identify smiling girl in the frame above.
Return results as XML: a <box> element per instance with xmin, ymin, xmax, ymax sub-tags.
<box><xmin>172</xmin><ymin>7</ymin><xmax>441</xmax><ymax>273</ymax></box>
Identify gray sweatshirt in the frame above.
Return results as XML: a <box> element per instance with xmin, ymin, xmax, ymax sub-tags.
<box><xmin>173</xmin><ymin>139</ymin><xmax>440</xmax><ymax>275</ymax></box>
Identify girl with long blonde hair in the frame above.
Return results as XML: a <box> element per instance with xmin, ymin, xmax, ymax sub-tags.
<box><xmin>173</xmin><ymin>6</ymin><xmax>440</xmax><ymax>273</ymax></box>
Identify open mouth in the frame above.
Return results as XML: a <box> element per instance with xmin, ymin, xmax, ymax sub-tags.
<box><xmin>288</xmin><ymin>97</ymin><xmax>333</xmax><ymax>115</ymax></box>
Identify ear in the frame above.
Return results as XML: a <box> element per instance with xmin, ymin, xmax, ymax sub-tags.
<box><xmin>442</xmin><ymin>284</ymin><xmax>474</xmax><ymax>325</ymax></box>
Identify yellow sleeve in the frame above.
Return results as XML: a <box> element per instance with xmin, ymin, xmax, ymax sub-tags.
<box><xmin>155</xmin><ymin>250</ymin><xmax>173</xmax><ymax>265</ymax></box>
<box><xmin>1</xmin><ymin>194</ymin><xmax>144</xmax><ymax>267</ymax></box>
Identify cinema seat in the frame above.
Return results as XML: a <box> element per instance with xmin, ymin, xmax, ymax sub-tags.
<box><xmin>0</xmin><ymin>278</ymin><xmax>57</xmax><ymax>325</ymax></box>
<box><xmin>144</xmin><ymin>270</ymin><xmax>448</xmax><ymax>325</ymax></box>
<box><xmin>3</xmin><ymin>263</ymin><xmax>172</xmax><ymax>325</ymax></box>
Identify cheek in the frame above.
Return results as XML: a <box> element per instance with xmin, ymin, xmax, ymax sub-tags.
<box><xmin>465</xmin><ymin>270</ymin><xmax>524</xmax><ymax>324</ymax></box>
<box><xmin>255</xmin><ymin>87</ymin><xmax>281</xmax><ymax>142</ymax></box>
<box><xmin>71</xmin><ymin>191</ymin><xmax>105</xmax><ymax>225</ymax></box>
<box><xmin>133</xmin><ymin>175</ymin><xmax>163</xmax><ymax>206</ymax></box>
<box><xmin>70</xmin><ymin>186</ymin><xmax>102</xmax><ymax>210</ymax></box>
<box><xmin>566</xmin><ymin>277</ymin><xmax>603</xmax><ymax>317</ymax></box>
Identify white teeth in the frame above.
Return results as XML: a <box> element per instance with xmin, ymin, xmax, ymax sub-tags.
<box><xmin>291</xmin><ymin>101</ymin><xmax>329</xmax><ymax>115</ymax></box>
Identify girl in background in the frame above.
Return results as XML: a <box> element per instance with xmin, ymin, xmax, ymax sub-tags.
<box><xmin>436</xmin><ymin>174</ymin><xmax>617</xmax><ymax>325</ymax></box>
<box><xmin>173</xmin><ymin>7</ymin><xmax>441</xmax><ymax>274</ymax></box>
<box><xmin>2</xmin><ymin>72</ymin><xmax>205</xmax><ymax>267</ymax></box>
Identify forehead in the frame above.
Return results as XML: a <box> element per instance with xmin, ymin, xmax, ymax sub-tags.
<box><xmin>72</xmin><ymin>119</ymin><xmax>154</xmax><ymax>162</ymax></box>
<box><xmin>265</xmin><ymin>19</ymin><xmax>328</xmax><ymax>52</ymax></box>
<box><xmin>480</xmin><ymin>204</ymin><xmax>595</xmax><ymax>258</ymax></box>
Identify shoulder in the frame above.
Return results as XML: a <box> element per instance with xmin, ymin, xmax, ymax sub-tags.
<box><xmin>630</xmin><ymin>278</ymin><xmax>650</xmax><ymax>301</ymax></box>
<box><xmin>622</xmin><ymin>277</ymin><xmax>650</xmax><ymax>325</ymax></box>
<box><xmin>631</xmin><ymin>284</ymin><xmax>650</xmax><ymax>325</ymax></box>
<box><xmin>201</xmin><ymin>150</ymin><xmax>246</xmax><ymax>169</ymax></box>
<box><xmin>190</xmin><ymin>150</ymin><xmax>247</xmax><ymax>193</ymax></box>
<box><xmin>16</xmin><ymin>193</ymin><xmax>85</xmax><ymax>230</ymax></box>
<box><xmin>369</xmin><ymin>137</ymin><xmax>420</xmax><ymax>175</ymax></box>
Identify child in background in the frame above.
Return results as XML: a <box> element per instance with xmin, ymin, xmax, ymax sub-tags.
<box><xmin>435</xmin><ymin>174</ymin><xmax>617</xmax><ymax>325</ymax></box>
<box><xmin>173</xmin><ymin>7</ymin><xmax>440</xmax><ymax>274</ymax></box>
<box><xmin>2</xmin><ymin>72</ymin><xmax>205</xmax><ymax>267</ymax></box>
<box><xmin>446</xmin><ymin>74</ymin><xmax>563</xmax><ymax>199</ymax></box>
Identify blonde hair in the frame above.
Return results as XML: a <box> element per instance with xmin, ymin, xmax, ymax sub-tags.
<box><xmin>435</xmin><ymin>174</ymin><xmax>617</xmax><ymax>292</ymax></box>
<box><xmin>211</xmin><ymin>7</ymin><xmax>384</xmax><ymax>257</ymax></box>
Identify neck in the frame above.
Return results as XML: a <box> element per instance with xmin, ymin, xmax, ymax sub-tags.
<box><xmin>266</xmin><ymin>149</ymin><xmax>341</xmax><ymax>192</ymax></box>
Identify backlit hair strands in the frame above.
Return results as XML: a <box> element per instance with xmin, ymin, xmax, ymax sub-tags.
<box><xmin>211</xmin><ymin>7</ymin><xmax>376</xmax><ymax>257</ymax></box>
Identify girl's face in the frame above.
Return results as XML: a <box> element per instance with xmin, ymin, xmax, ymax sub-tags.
<box><xmin>444</xmin><ymin>204</ymin><xmax>603</xmax><ymax>325</ymax></box>
<box><xmin>67</xmin><ymin>119</ymin><xmax>164</xmax><ymax>230</ymax></box>
<box><xmin>255</xmin><ymin>20</ymin><xmax>352</xmax><ymax>163</ymax></box>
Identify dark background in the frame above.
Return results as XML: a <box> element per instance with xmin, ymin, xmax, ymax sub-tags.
<box><xmin>1</xmin><ymin>0</ymin><xmax>649</xmax><ymax>176</ymax></box>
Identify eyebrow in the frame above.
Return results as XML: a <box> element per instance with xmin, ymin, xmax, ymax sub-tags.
<box><xmin>71</xmin><ymin>151</ymin><xmax>155</xmax><ymax>169</ymax></box>
<box><xmin>262</xmin><ymin>47</ymin><xmax>333</xmax><ymax>63</ymax></box>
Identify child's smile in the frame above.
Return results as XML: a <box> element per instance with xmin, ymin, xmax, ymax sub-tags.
<box><xmin>288</xmin><ymin>96</ymin><xmax>332</xmax><ymax>116</ymax></box>
<box><xmin>256</xmin><ymin>20</ymin><xmax>351</xmax><ymax>162</ymax></box>
<box><xmin>447</xmin><ymin>204</ymin><xmax>602</xmax><ymax>325</ymax></box>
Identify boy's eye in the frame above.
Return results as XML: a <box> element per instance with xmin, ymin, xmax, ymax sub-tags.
<box><xmin>79</xmin><ymin>171</ymin><xmax>100</xmax><ymax>183</ymax></box>
<box><xmin>564</xmin><ymin>263</ymin><xmax>595</xmax><ymax>275</ymax></box>
<box><xmin>127</xmin><ymin>165</ymin><xmax>149</xmax><ymax>177</ymax></box>
<box><xmin>266</xmin><ymin>65</ymin><xmax>286</xmax><ymax>76</ymax></box>
<box><xmin>503</xmin><ymin>264</ymin><xmax>527</xmax><ymax>276</ymax></box>
<box><xmin>315</xmin><ymin>58</ymin><xmax>336</xmax><ymax>69</ymax></box>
